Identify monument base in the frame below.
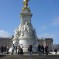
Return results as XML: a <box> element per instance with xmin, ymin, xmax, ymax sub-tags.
<box><xmin>9</xmin><ymin>38</ymin><xmax>38</xmax><ymax>53</ymax></box>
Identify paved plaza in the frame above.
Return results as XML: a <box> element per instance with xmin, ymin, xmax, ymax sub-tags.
<box><xmin>0</xmin><ymin>52</ymin><xmax>59</xmax><ymax>59</ymax></box>
<box><xmin>0</xmin><ymin>55</ymin><xmax>59</xmax><ymax>59</ymax></box>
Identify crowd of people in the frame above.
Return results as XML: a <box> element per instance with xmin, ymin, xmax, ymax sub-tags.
<box><xmin>0</xmin><ymin>44</ymin><xmax>58</xmax><ymax>55</ymax></box>
<box><xmin>0</xmin><ymin>46</ymin><xmax>9</xmax><ymax>54</ymax></box>
<box><xmin>12</xmin><ymin>44</ymin><xmax>23</xmax><ymax>55</ymax></box>
<box><xmin>38</xmin><ymin>44</ymin><xmax>48</xmax><ymax>55</ymax></box>
<box><xmin>11</xmin><ymin>44</ymin><xmax>49</xmax><ymax>55</ymax></box>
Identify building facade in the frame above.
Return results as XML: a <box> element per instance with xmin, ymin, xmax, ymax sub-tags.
<box><xmin>38</xmin><ymin>38</ymin><xmax>53</xmax><ymax>51</ymax></box>
<box><xmin>0</xmin><ymin>37</ymin><xmax>54</xmax><ymax>52</ymax></box>
<box><xmin>0</xmin><ymin>37</ymin><xmax>12</xmax><ymax>48</ymax></box>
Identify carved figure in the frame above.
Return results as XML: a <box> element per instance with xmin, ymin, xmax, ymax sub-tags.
<box><xmin>23</xmin><ymin>0</ymin><xmax>29</xmax><ymax>7</ymax></box>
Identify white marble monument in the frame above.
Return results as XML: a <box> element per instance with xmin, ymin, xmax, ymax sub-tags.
<box><xmin>9</xmin><ymin>0</ymin><xmax>38</xmax><ymax>53</ymax></box>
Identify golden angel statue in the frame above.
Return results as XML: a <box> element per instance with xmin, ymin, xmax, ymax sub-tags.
<box><xmin>23</xmin><ymin>0</ymin><xmax>30</xmax><ymax>7</ymax></box>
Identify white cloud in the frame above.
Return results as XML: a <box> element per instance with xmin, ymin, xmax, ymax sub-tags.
<box><xmin>40</xmin><ymin>25</ymin><xmax>47</xmax><ymax>30</ymax></box>
<box><xmin>40</xmin><ymin>17</ymin><xmax>59</xmax><ymax>28</ymax></box>
<box><xmin>0</xmin><ymin>30</ymin><xmax>11</xmax><ymax>38</ymax></box>
<box><xmin>38</xmin><ymin>33</ymin><xmax>56</xmax><ymax>38</ymax></box>
<box><xmin>51</xmin><ymin>18</ymin><xmax>59</xmax><ymax>26</ymax></box>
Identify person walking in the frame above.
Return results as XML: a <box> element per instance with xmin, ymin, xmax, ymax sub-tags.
<box><xmin>11</xmin><ymin>44</ymin><xmax>15</xmax><ymax>55</ymax></box>
<box><xmin>54</xmin><ymin>49</ymin><xmax>57</xmax><ymax>54</ymax></box>
<box><xmin>41</xmin><ymin>45</ymin><xmax>44</xmax><ymax>55</ymax></box>
<box><xmin>45</xmin><ymin>45</ymin><xmax>48</xmax><ymax>55</ymax></box>
<box><xmin>38</xmin><ymin>44</ymin><xmax>41</xmax><ymax>55</ymax></box>
<box><xmin>6</xmin><ymin>46</ymin><xmax>9</xmax><ymax>54</ymax></box>
<box><xmin>28</xmin><ymin>45</ymin><xmax>32</xmax><ymax>55</ymax></box>
<box><xmin>18</xmin><ymin>46</ymin><xmax>21</xmax><ymax>55</ymax></box>
<box><xmin>20</xmin><ymin>48</ymin><xmax>23</xmax><ymax>55</ymax></box>
<box><xmin>15</xmin><ymin>46</ymin><xmax>17</xmax><ymax>55</ymax></box>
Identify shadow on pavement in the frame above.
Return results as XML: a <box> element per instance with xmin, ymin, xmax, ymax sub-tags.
<box><xmin>0</xmin><ymin>55</ymin><xmax>6</xmax><ymax>58</ymax></box>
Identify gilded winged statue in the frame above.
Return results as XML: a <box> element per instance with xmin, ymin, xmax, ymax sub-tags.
<box><xmin>23</xmin><ymin>0</ymin><xmax>29</xmax><ymax>7</ymax></box>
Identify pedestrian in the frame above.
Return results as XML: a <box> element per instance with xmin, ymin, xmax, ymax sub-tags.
<box><xmin>1</xmin><ymin>46</ymin><xmax>4</xmax><ymax>54</ymax></box>
<box><xmin>45</xmin><ymin>45</ymin><xmax>48</xmax><ymax>55</ymax></box>
<box><xmin>18</xmin><ymin>46</ymin><xmax>21</xmax><ymax>55</ymax></box>
<box><xmin>15</xmin><ymin>46</ymin><xmax>17</xmax><ymax>54</ymax></box>
<box><xmin>20</xmin><ymin>48</ymin><xmax>23</xmax><ymax>55</ymax></box>
<box><xmin>6</xmin><ymin>46</ymin><xmax>9</xmax><ymax>54</ymax></box>
<box><xmin>11</xmin><ymin>44</ymin><xmax>15</xmax><ymax>55</ymax></box>
<box><xmin>41</xmin><ymin>45</ymin><xmax>44</xmax><ymax>54</ymax></box>
<box><xmin>54</xmin><ymin>49</ymin><xmax>57</xmax><ymax>54</ymax></box>
<box><xmin>38</xmin><ymin>44</ymin><xmax>41</xmax><ymax>55</ymax></box>
<box><xmin>28</xmin><ymin>45</ymin><xmax>32</xmax><ymax>55</ymax></box>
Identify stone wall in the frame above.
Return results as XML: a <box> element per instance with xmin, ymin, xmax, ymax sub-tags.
<box><xmin>0</xmin><ymin>37</ymin><xmax>12</xmax><ymax>48</ymax></box>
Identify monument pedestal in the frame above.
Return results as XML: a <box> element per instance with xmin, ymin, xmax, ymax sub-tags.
<box><xmin>9</xmin><ymin>0</ymin><xmax>38</xmax><ymax>53</ymax></box>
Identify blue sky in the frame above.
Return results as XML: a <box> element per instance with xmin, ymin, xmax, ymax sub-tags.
<box><xmin>0</xmin><ymin>0</ymin><xmax>59</xmax><ymax>44</ymax></box>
